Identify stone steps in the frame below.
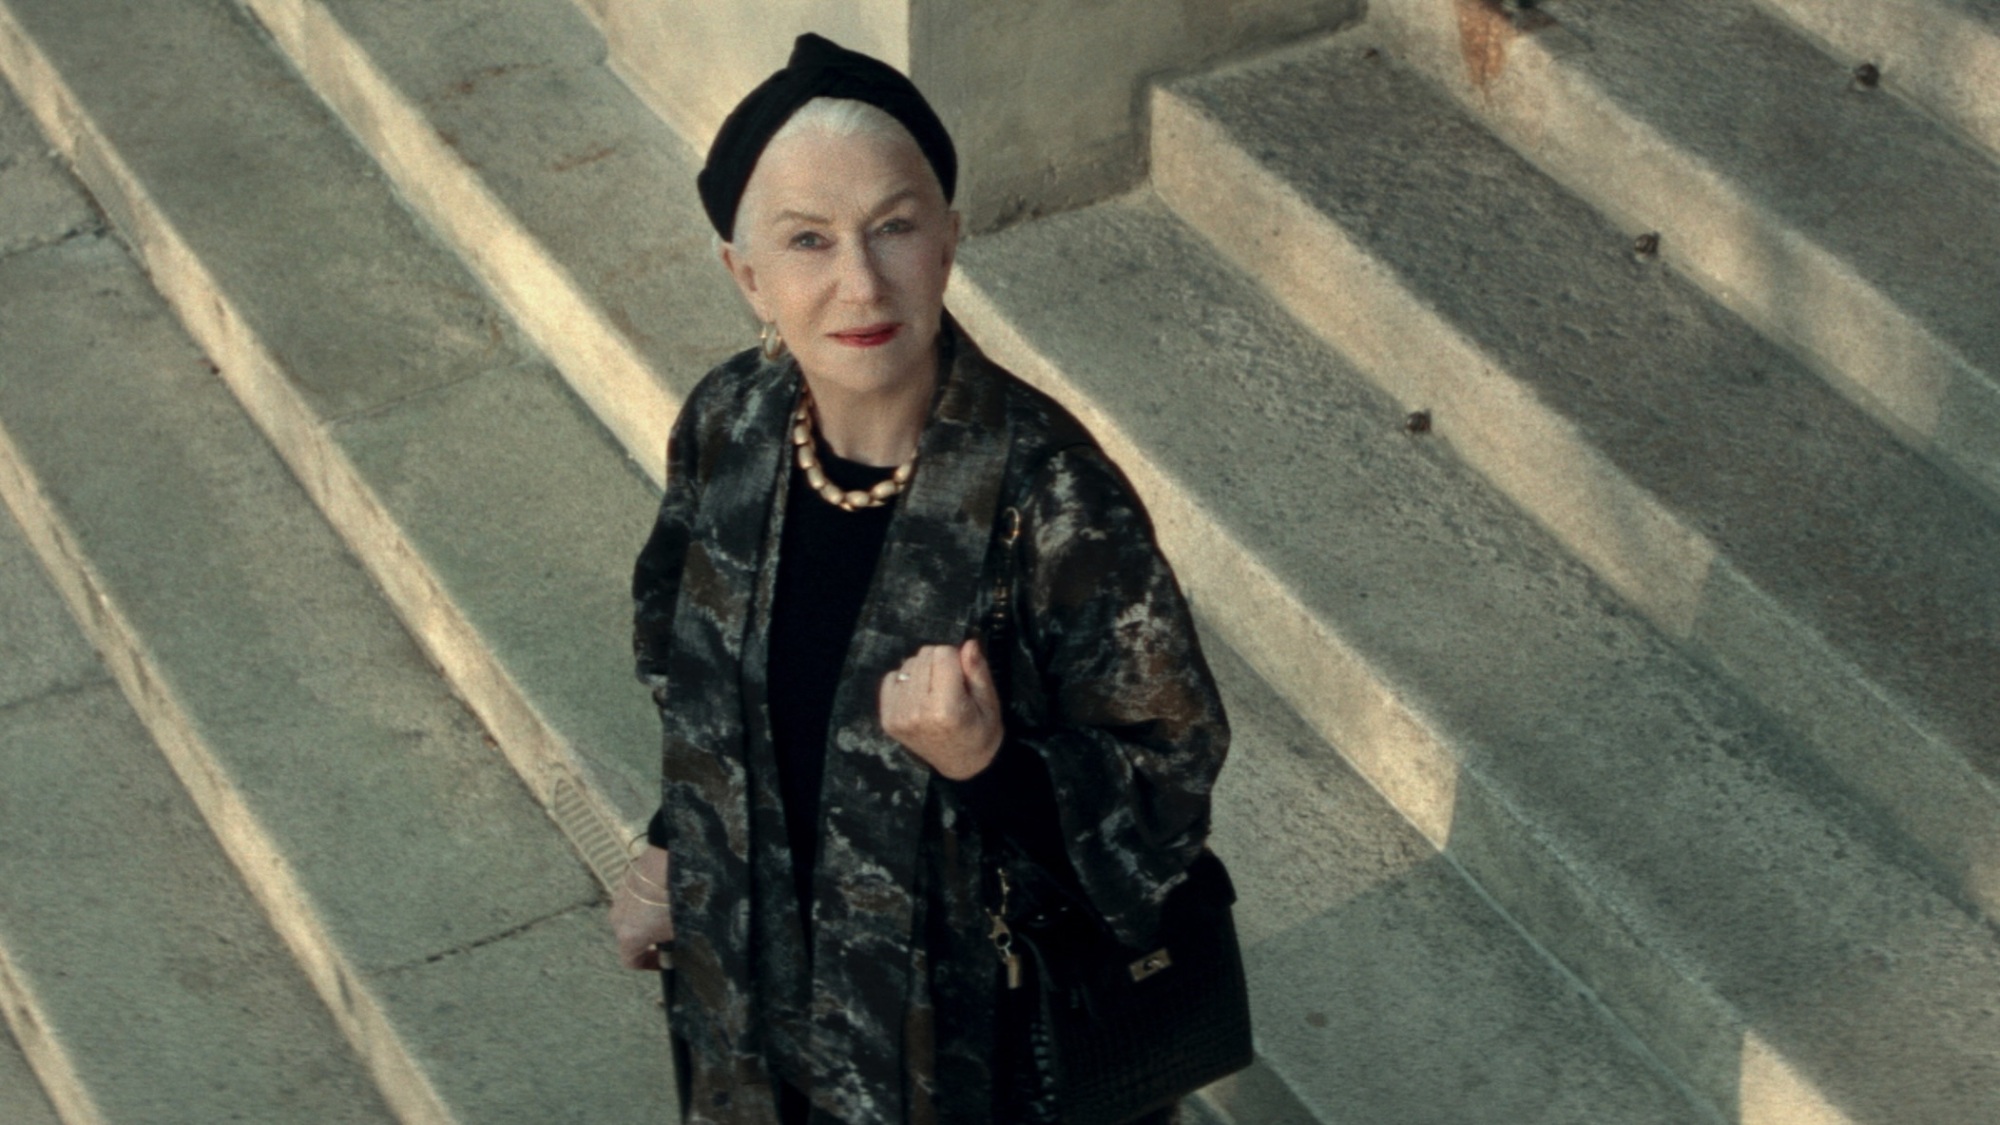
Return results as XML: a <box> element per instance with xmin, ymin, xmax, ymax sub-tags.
<box><xmin>0</xmin><ymin>0</ymin><xmax>665</xmax><ymax>883</ymax></box>
<box><xmin>1364</xmin><ymin>0</ymin><xmax>2000</xmax><ymax>515</ymax></box>
<box><xmin>0</xmin><ymin>507</ymin><xmax>401</xmax><ymax>1125</ymax></box>
<box><xmin>234</xmin><ymin>0</ymin><xmax>749</xmax><ymax>482</ymax></box>
<box><xmin>1152</xmin><ymin>30</ymin><xmax>2000</xmax><ymax>929</ymax></box>
<box><xmin>1753</xmin><ymin>0</ymin><xmax>2000</xmax><ymax>162</ymax></box>
<box><xmin>1198</xmin><ymin>627</ymin><xmax>1697</xmax><ymax>1124</ymax></box>
<box><xmin>949</xmin><ymin>193</ymin><xmax>2000</xmax><ymax>1124</ymax></box>
<box><xmin>0</xmin><ymin>75</ymin><xmax>672</xmax><ymax>1124</ymax></box>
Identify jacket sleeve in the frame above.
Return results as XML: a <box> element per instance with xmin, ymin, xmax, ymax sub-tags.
<box><xmin>632</xmin><ymin>394</ymin><xmax>710</xmax><ymax>851</ymax></box>
<box><xmin>633</xmin><ymin>394</ymin><xmax>707</xmax><ymax>712</ymax></box>
<box><xmin>1009</xmin><ymin>443</ymin><xmax>1230</xmax><ymax>947</ymax></box>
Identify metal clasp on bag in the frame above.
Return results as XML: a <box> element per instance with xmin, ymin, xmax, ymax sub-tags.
<box><xmin>1129</xmin><ymin>948</ymin><xmax>1172</xmax><ymax>982</ymax></box>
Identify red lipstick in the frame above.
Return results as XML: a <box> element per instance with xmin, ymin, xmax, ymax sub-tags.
<box><xmin>831</xmin><ymin>323</ymin><xmax>901</xmax><ymax>348</ymax></box>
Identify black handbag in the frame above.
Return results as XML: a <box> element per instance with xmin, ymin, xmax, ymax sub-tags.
<box><xmin>979</xmin><ymin>501</ymin><xmax>1254</xmax><ymax>1125</ymax></box>
<box><xmin>987</xmin><ymin>846</ymin><xmax>1253</xmax><ymax>1125</ymax></box>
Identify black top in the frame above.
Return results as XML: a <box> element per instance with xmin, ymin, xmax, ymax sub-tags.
<box><xmin>649</xmin><ymin>433</ymin><xmax>1068</xmax><ymax>932</ymax></box>
<box><xmin>767</xmin><ymin>438</ymin><xmax>899</xmax><ymax>920</ymax></box>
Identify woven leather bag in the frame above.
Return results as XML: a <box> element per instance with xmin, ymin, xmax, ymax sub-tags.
<box><xmin>993</xmin><ymin>849</ymin><xmax>1253</xmax><ymax>1125</ymax></box>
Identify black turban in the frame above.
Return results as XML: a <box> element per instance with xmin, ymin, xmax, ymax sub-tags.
<box><xmin>697</xmin><ymin>33</ymin><xmax>958</xmax><ymax>241</ymax></box>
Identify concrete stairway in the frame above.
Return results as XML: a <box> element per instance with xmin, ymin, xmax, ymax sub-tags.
<box><xmin>0</xmin><ymin>119</ymin><xmax>407</xmax><ymax>1119</ymax></box>
<box><xmin>1367</xmin><ymin>0</ymin><xmax>2000</xmax><ymax>515</ymax></box>
<box><xmin>1335</xmin><ymin>0</ymin><xmax>2000</xmax><ymax>913</ymax></box>
<box><xmin>0</xmin><ymin>76</ymin><xmax>671</xmax><ymax>1124</ymax></box>
<box><xmin>0</xmin><ymin>0</ymin><xmax>1995</xmax><ymax>1123</ymax></box>
<box><xmin>1155</xmin><ymin>8</ymin><xmax>2000</xmax><ymax>931</ymax></box>
<box><xmin>1112</xmin><ymin>3</ymin><xmax>2000</xmax><ymax>1119</ymax></box>
<box><xmin>0</xmin><ymin>501</ymin><xmax>403</xmax><ymax>1125</ymax></box>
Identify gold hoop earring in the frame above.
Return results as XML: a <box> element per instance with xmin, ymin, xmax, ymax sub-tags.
<box><xmin>759</xmin><ymin>321</ymin><xmax>787</xmax><ymax>361</ymax></box>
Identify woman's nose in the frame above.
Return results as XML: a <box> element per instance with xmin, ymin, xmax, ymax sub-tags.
<box><xmin>835</xmin><ymin>241</ymin><xmax>888</xmax><ymax>303</ymax></box>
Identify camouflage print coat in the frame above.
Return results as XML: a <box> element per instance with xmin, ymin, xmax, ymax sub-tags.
<box><xmin>632</xmin><ymin>318</ymin><xmax>1229</xmax><ymax>1125</ymax></box>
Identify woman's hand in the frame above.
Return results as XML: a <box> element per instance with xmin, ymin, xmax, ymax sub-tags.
<box><xmin>610</xmin><ymin>845</ymin><xmax>675</xmax><ymax>971</ymax></box>
<box><xmin>880</xmin><ymin>639</ymin><xmax>1004</xmax><ymax>780</ymax></box>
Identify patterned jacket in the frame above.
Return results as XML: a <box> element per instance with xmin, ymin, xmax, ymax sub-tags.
<box><xmin>632</xmin><ymin>318</ymin><xmax>1230</xmax><ymax>1125</ymax></box>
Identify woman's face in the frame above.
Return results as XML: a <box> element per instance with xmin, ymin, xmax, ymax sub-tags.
<box><xmin>723</xmin><ymin>127</ymin><xmax>960</xmax><ymax>398</ymax></box>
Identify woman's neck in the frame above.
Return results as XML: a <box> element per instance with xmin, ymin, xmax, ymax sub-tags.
<box><xmin>803</xmin><ymin>363</ymin><xmax>937</xmax><ymax>469</ymax></box>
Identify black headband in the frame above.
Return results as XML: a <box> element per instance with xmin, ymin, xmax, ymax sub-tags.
<box><xmin>697</xmin><ymin>33</ymin><xmax>958</xmax><ymax>241</ymax></box>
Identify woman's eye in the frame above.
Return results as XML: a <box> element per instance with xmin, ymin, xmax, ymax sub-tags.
<box><xmin>790</xmin><ymin>231</ymin><xmax>826</xmax><ymax>250</ymax></box>
<box><xmin>877</xmin><ymin>218</ymin><xmax>913</xmax><ymax>236</ymax></box>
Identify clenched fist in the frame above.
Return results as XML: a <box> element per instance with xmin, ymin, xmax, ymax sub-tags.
<box><xmin>879</xmin><ymin>639</ymin><xmax>1004</xmax><ymax>780</ymax></box>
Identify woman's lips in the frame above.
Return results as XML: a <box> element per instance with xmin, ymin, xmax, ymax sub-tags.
<box><xmin>830</xmin><ymin>323</ymin><xmax>901</xmax><ymax>348</ymax></box>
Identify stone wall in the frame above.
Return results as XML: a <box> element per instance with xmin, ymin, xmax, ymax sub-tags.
<box><xmin>591</xmin><ymin>0</ymin><xmax>1362</xmax><ymax>229</ymax></box>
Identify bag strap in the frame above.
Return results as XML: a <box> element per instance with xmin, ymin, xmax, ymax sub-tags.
<box><xmin>974</xmin><ymin>441</ymin><xmax>1083</xmax><ymax>929</ymax></box>
<box><xmin>980</xmin><ymin>502</ymin><xmax>1027</xmax><ymax>705</ymax></box>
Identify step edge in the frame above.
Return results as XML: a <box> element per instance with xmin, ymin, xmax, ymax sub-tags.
<box><xmin>0</xmin><ymin>943</ymin><xmax>107</xmax><ymax>1125</ymax></box>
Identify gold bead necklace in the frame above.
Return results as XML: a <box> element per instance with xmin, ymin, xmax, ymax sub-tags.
<box><xmin>791</xmin><ymin>393</ymin><xmax>917</xmax><ymax>511</ymax></box>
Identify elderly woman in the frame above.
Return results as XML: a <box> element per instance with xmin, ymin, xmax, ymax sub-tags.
<box><xmin>610</xmin><ymin>33</ymin><xmax>1230</xmax><ymax>1125</ymax></box>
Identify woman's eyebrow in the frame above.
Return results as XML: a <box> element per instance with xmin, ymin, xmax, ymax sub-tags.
<box><xmin>771</xmin><ymin>208</ymin><xmax>832</xmax><ymax>225</ymax></box>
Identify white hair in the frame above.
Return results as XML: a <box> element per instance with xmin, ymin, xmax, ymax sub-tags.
<box><xmin>723</xmin><ymin>97</ymin><xmax>935</xmax><ymax>255</ymax></box>
<box><xmin>776</xmin><ymin>96</ymin><xmax>911</xmax><ymax>147</ymax></box>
